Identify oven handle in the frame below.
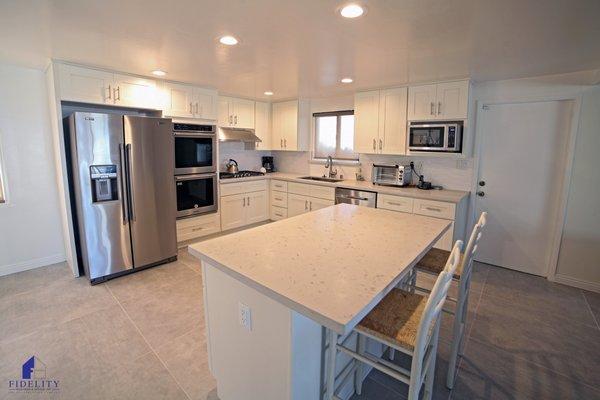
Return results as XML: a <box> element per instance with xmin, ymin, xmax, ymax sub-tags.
<box><xmin>175</xmin><ymin>173</ymin><xmax>217</xmax><ymax>181</ymax></box>
<box><xmin>173</xmin><ymin>132</ymin><xmax>216</xmax><ymax>138</ymax></box>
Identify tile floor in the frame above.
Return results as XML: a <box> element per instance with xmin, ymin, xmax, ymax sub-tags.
<box><xmin>1</xmin><ymin>249</ymin><xmax>599</xmax><ymax>400</ymax></box>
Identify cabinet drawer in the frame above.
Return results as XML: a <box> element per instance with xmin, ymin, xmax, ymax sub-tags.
<box><xmin>309</xmin><ymin>185</ymin><xmax>335</xmax><ymax>201</ymax></box>
<box><xmin>377</xmin><ymin>194</ymin><xmax>414</xmax><ymax>213</ymax></box>
<box><xmin>270</xmin><ymin>191</ymin><xmax>288</xmax><ymax>208</ymax></box>
<box><xmin>220</xmin><ymin>179</ymin><xmax>267</xmax><ymax>196</ymax></box>
<box><xmin>270</xmin><ymin>180</ymin><xmax>288</xmax><ymax>192</ymax></box>
<box><xmin>270</xmin><ymin>206</ymin><xmax>288</xmax><ymax>221</ymax></box>
<box><xmin>176</xmin><ymin>213</ymin><xmax>221</xmax><ymax>242</ymax></box>
<box><xmin>413</xmin><ymin>199</ymin><xmax>455</xmax><ymax>220</ymax></box>
<box><xmin>288</xmin><ymin>182</ymin><xmax>311</xmax><ymax>196</ymax></box>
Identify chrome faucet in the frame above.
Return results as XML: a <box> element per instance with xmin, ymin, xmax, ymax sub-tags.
<box><xmin>325</xmin><ymin>155</ymin><xmax>338</xmax><ymax>178</ymax></box>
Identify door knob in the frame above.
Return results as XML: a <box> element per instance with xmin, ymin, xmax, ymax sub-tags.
<box><xmin>476</xmin><ymin>191</ymin><xmax>485</xmax><ymax>197</ymax></box>
<box><xmin>478</xmin><ymin>180</ymin><xmax>486</xmax><ymax>186</ymax></box>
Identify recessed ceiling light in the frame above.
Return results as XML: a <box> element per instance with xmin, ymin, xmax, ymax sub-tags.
<box><xmin>341</xmin><ymin>77</ymin><xmax>353</xmax><ymax>83</ymax></box>
<box><xmin>264</xmin><ymin>91</ymin><xmax>274</xmax><ymax>96</ymax></box>
<box><xmin>219</xmin><ymin>35</ymin><xmax>239</xmax><ymax>46</ymax></box>
<box><xmin>151</xmin><ymin>70</ymin><xmax>166</xmax><ymax>76</ymax></box>
<box><xmin>340</xmin><ymin>4</ymin><xmax>364</xmax><ymax>18</ymax></box>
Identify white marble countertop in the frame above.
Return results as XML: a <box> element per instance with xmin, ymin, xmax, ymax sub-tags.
<box><xmin>219</xmin><ymin>172</ymin><xmax>469</xmax><ymax>204</ymax></box>
<box><xmin>189</xmin><ymin>204</ymin><xmax>451</xmax><ymax>334</ymax></box>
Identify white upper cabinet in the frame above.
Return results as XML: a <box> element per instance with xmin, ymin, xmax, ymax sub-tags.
<box><xmin>254</xmin><ymin>101</ymin><xmax>272</xmax><ymax>150</ymax></box>
<box><xmin>161</xmin><ymin>82</ymin><xmax>217</xmax><ymax>120</ymax></box>
<box><xmin>408</xmin><ymin>80</ymin><xmax>469</xmax><ymax>121</ymax></box>
<box><xmin>380</xmin><ymin>87</ymin><xmax>408</xmax><ymax>155</ymax></box>
<box><xmin>219</xmin><ymin>96</ymin><xmax>255</xmax><ymax>129</ymax></box>
<box><xmin>272</xmin><ymin>100</ymin><xmax>309</xmax><ymax>151</ymax></box>
<box><xmin>57</xmin><ymin>64</ymin><xmax>160</xmax><ymax>109</ymax></box>
<box><xmin>113</xmin><ymin>74</ymin><xmax>157</xmax><ymax>109</ymax></box>
<box><xmin>58</xmin><ymin>64</ymin><xmax>116</xmax><ymax>105</ymax></box>
<box><xmin>354</xmin><ymin>90</ymin><xmax>381</xmax><ymax>154</ymax></box>
<box><xmin>354</xmin><ymin>87</ymin><xmax>408</xmax><ymax>155</ymax></box>
<box><xmin>435</xmin><ymin>81</ymin><xmax>469</xmax><ymax>120</ymax></box>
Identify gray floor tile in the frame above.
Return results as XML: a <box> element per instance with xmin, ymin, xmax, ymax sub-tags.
<box><xmin>583</xmin><ymin>290</ymin><xmax>600</xmax><ymax>328</ymax></box>
<box><xmin>178</xmin><ymin>248</ymin><xmax>203</xmax><ymax>274</ymax></box>
<box><xmin>93</xmin><ymin>352</ymin><xmax>188</xmax><ymax>400</ymax></box>
<box><xmin>469</xmin><ymin>291</ymin><xmax>600</xmax><ymax>388</ymax></box>
<box><xmin>119</xmin><ymin>277</ymin><xmax>204</xmax><ymax>349</ymax></box>
<box><xmin>0</xmin><ymin>261</ymin><xmax>72</xmax><ymax>300</ymax></box>
<box><xmin>0</xmin><ymin>277</ymin><xmax>116</xmax><ymax>344</ymax></box>
<box><xmin>155</xmin><ymin>327</ymin><xmax>216</xmax><ymax>400</ymax></box>
<box><xmin>452</xmin><ymin>337</ymin><xmax>600</xmax><ymax>400</ymax></box>
<box><xmin>349</xmin><ymin>376</ymin><xmax>403</xmax><ymax>400</ymax></box>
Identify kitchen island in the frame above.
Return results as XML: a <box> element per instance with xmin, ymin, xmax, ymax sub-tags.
<box><xmin>189</xmin><ymin>204</ymin><xmax>451</xmax><ymax>400</ymax></box>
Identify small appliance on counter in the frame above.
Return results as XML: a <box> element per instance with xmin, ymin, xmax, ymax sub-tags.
<box><xmin>262</xmin><ymin>156</ymin><xmax>275</xmax><ymax>172</ymax></box>
<box><xmin>372</xmin><ymin>164</ymin><xmax>412</xmax><ymax>187</ymax></box>
<box><xmin>409</xmin><ymin>162</ymin><xmax>442</xmax><ymax>190</ymax></box>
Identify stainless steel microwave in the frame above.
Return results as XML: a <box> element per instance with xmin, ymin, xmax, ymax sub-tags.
<box><xmin>408</xmin><ymin>121</ymin><xmax>463</xmax><ymax>153</ymax></box>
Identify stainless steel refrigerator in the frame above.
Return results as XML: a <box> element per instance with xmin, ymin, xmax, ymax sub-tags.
<box><xmin>65</xmin><ymin>112</ymin><xmax>177</xmax><ymax>284</ymax></box>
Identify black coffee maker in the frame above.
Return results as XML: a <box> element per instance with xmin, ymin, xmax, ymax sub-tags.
<box><xmin>262</xmin><ymin>156</ymin><xmax>275</xmax><ymax>173</ymax></box>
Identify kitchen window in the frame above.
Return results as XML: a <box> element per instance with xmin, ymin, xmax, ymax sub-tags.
<box><xmin>313</xmin><ymin>110</ymin><xmax>358</xmax><ymax>161</ymax></box>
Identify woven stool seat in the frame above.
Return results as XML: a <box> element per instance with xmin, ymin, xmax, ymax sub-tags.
<box><xmin>416</xmin><ymin>248</ymin><xmax>464</xmax><ymax>279</ymax></box>
<box><xmin>356</xmin><ymin>289</ymin><xmax>428</xmax><ymax>351</ymax></box>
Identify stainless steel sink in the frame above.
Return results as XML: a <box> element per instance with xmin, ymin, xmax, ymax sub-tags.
<box><xmin>299</xmin><ymin>176</ymin><xmax>344</xmax><ymax>183</ymax></box>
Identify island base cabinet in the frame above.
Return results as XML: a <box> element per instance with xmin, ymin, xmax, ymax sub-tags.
<box><xmin>201</xmin><ymin>261</ymin><xmax>383</xmax><ymax>400</ymax></box>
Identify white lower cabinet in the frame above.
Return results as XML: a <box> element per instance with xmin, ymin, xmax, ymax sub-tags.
<box><xmin>287</xmin><ymin>193</ymin><xmax>334</xmax><ymax>217</ymax></box>
<box><xmin>308</xmin><ymin>197</ymin><xmax>335</xmax><ymax>211</ymax></box>
<box><xmin>220</xmin><ymin>181</ymin><xmax>269</xmax><ymax>231</ymax></box>
<box><xmin>176</xmin><ymin>212</ymin><xmax>221</xmax><ymax>243</ymax></box>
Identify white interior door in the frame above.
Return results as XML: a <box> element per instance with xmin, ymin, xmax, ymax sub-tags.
<box><xmin>474</xmin><ymin>100</ymin><xmax>573</xmax><ymax>276</ymax></box>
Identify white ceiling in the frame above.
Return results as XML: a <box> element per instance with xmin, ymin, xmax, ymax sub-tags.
<box><xmin>1</xmin><ymin>0</ymin><xmax>599</xmax><ymax>100</ymax></box>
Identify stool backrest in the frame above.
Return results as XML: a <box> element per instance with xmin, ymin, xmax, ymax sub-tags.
<box><xmin>458</xmin><ymin>212</ymin><xmax>488</xmax><ymax>291</ymax></box>
<box><xmin>413</xmin><ymin>239</ymin><xmax>463</xmax><ymax>360</ymax></box>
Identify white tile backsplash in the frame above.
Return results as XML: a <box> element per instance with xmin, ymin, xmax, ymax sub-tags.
<box><xmin>219</xmin><ymin>142</ymin><xmax>272</xmax><ymax>171</ymax></box>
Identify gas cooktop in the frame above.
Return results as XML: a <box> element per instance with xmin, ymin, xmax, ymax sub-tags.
<box><xmin>220</xmin><ymin>171</ymin><xmax>265</xmax><ymax>179</ymax></box>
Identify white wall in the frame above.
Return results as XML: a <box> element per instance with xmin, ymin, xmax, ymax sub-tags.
<box><xmin>218</xmin><ymin>141</ymin><xmax>271</xmax><ymax>172</ymax></box>
<box><xmin>0</xmin><ymin>63</ymin><xmax>65</xmax><ymax>276</ymax></box>
<box><xmin>555</xmin><ymin>86</ymin><xmax>600</xmax><ymax>290</ymax></box>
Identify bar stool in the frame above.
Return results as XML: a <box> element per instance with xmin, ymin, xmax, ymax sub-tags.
<box><xmin>324</xmin><ymin>240</ymin><xmax>463</xmax><ymax>400</ymax></box>
<box><xmin>411</xmin><ymin>212</ymin><xmax>487</xmax><ymax>389</ymax></box>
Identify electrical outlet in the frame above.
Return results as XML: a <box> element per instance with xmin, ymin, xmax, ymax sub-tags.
<box><xmin>238</xmin><ymin>302</ymin><xmax>252</xmax><ymax>332</ymax></box>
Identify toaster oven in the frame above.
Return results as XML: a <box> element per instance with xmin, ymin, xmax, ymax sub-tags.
<box><xmin>372</xmin><ymin>164</ymin><xmax>412</xmax><ymax>187</ymax></box>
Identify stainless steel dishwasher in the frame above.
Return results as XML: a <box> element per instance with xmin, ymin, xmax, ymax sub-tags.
<box><xmin>335</xmin><ymin>187</ymin><xmax>377</xmax><ymax>207</ymax></box>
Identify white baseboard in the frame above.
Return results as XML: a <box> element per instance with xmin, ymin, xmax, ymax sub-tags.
<box><xmin>554</xmin><ymin>273</ymin><xmax>600</xmax><ymax>293</ymax></box>
<box><xmin>0</xmin><ymin>253</ymin><xmax>66</xmax><ymax>277</ymax></box>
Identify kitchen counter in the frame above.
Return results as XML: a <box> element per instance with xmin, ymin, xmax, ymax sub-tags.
<box><xmin>219</xmin><ymin>172</ymin><xmax>469</xmax><ymax>204</ymax></box>
<box><xmin>189</xmin><ymin>204</ymin><xmax>451</xmax><ymax>334</ymax></box>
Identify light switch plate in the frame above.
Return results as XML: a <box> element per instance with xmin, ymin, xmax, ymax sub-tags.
<box><xmin>238</xmin><ymin>302</ymin><xmax>252</xmax><ymax>332</ymax></box>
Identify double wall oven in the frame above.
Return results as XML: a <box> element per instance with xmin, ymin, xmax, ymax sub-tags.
<box><xmin>173</xmin><ymin>123</ymin><xmax>218</xmax><ymax>218</ymax></box>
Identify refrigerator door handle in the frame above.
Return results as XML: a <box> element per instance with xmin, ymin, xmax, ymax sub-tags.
<box><xmin>125</xmin><ymin>143</ymin><xmax>136</xmax><ymax>221</ymax></box>
<box><xmin>118</xmin><ymin>143</ymin><xmax>129</xmax><ymax>224</ymax></box>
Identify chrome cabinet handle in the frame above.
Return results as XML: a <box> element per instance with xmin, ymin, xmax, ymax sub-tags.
<box><xmin>229</xmin><ymin>115</ymin><xmax>233</xmax><ymax>125</ymax></box>
<box><xmin>373</xmin><ymin>139</ymin><xmax>376</xmax><ymax>150</ymax></box>
<box><xmin>191</xmin><ymin>227</ymin><xmax>204</xmax><ymax>232</ymax></box>
<box><xmin>115</xmin><ymin>86</ymin><xmax>121</xmax><ymax>101</ymax></box>
<box><xmin>284</xmin><ymin>138</ymin><xmax>287</xmax><ymax>148</ymax></box>
<box><xmin>430</xmin><ymin>102</ymin><xmax>435</xmax><ymax>115</ymax></box>
<box><xmin>304</xmin><ymin>200</ymin><xmax>308</xmax><ymax>210</ymax></box>
<box><xmin>280</xmin><ymin>138</ymin><xmax>283</xmax><ymax>148</ymax></box>
<box><xmin>438</xmin><ymin>101</ymin><xmax>442</xmax><ymax>115</ymax></box>
<box><xmin>275</xmin><ymin>212</ymin><xmax>283</xmax><ymax>217</ymax></box>
<box><xmin>379</xmin><ymin>139</ymin><xmax>383</xmax><ymax>150</ymax></box>
<box><xmin>309</xmin><ymin>201</ymin><xmax>312</xmax><ymax>211</ymax></box>
<box><xmin>247</xmin><ymin>196</ymin><xmax>250</xmax><ymax>206</ymax></box>
<box><xmin>425</xmin><ymin>206</ymin><xmax>442</xmax><ymax>212</ymax></box>
<box><xmin>275</xmin><ymin>197</ymin><xmax>282</xmax><ymax>201</ymax></box>
<box><xmin>189</xmin><ymin>102</ymin><xmax>193</xmax><ymax>114</ymax></box>
<box><xmin>388</xmin><ymin>201</ymin><xmax>405</xmax><ymax>206</ymax></box>
<box><xmin>107</xmin><ymin>84</ymin><xmax>112</xmax><ymax>100</ymax></box>
<box><xmin>243</xmin><ymin>197</ymin><xmax>246</xmax><ymax>207</ymax></box>
<box><xmin>234</xmin><ymin>115</ymin><xmax>238</xmax><ymax>125</ymax></box>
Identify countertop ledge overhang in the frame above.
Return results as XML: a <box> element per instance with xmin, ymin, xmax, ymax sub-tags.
<box><xmin>189</xmin><ymin>204</ymin><xmax>452</xmax><ymax>334</ymax></box>
<box><xmin>219</xmin><ymin>172</ymin><xmax>470</xmax><ymax>203</ymax></box>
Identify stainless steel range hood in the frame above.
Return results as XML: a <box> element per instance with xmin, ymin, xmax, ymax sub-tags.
<box><xmin>218</xmin><ymin>127</ymin><xmax>262</xmax><ymax>143</ymax></box>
